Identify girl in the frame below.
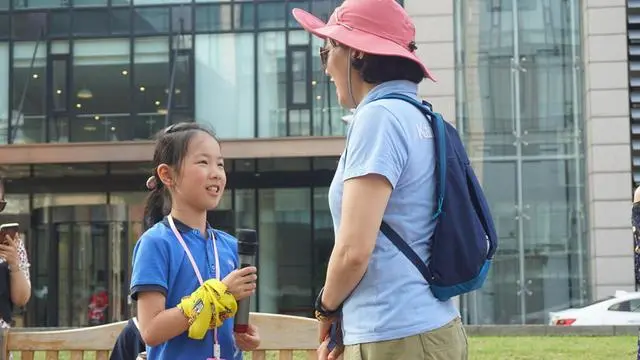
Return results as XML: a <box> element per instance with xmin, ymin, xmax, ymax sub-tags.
<box><xmin>292</xmin><ymin>0</ymin><xmax>467</xmax><ymax>359</ymax></box>
<box><xmin>130</xmin><ymin>122</ymin><xmax>260</xmax><ymax>360</ymax></box>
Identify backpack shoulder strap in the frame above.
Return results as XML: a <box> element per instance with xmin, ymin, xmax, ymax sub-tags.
<box><xmin>375</xmin><ymin>93</ymin><xmax>446</xmax><ymax>219</ymax></box>
<box><xmin>363</xmin><ymin>93</ymin><xmax>448</xmax><ymax>284</ymax></box>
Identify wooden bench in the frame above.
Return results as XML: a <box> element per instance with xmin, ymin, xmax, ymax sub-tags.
<box><xmin>0</xmin><ymin>313</ymin><xmax>318</xmax><ymax>359</ymax></box>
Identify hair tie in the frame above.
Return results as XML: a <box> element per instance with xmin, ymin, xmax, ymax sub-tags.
<box><xmin>146</xmin><ymin>176</ymin><xmax>157</xmax><ymax>190</ymax></box>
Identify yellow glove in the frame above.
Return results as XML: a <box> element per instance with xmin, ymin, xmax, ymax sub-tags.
<box><xmin>177</xmin><ymin>279</ymin><xmax>238</xmax><ymax>340</ymax></box>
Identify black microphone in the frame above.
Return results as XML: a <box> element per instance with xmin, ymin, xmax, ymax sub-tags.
<box><xmin>234</xmin><ymin>229</ymin><xmax>258</xmax><ymax>333</ymax></box>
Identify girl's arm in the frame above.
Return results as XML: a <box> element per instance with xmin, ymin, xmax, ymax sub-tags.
<box><xmin>136</xmin><ymin>291</ymin><xmax>189</xmax><ymax>347</ymax></box>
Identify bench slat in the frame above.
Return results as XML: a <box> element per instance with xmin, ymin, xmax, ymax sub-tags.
<box><xmin>69</xmin><ymin>350</ymin><xmax>83</xmax><ymax>360</ymax></box>
<box><xmin>306</xmin><ymin>349</ymin><xmax>316</xmax><ymax>360</ymax></box>
<box><xmin>278</xmin><ymin>350</ymin><xmax>293</xmax><ymax>360</ymax></box>
<box><xmin>20</xmin><ymin>351</ymin><xmax>34</xmax><ymax>360</ymax></box>
<box><xmin>252</xmin><ymin>350</ymin><xmax>267</xmax><ymax>360</ymax></box>
<box><xmin>96</xmin><ymin>350</ymin><xmax>109</xmax><ymax>360</ymax></box>
<box><xmin>45</xmin><ymin>350</ymin><xmax>58</xmax><ymax>360</ymax></box>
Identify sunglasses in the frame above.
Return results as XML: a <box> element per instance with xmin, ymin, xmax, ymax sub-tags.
<box><xmin>0</xmin><ymin>200</ymin><xmax>5</xmax><ymax>213</ymax></box>
<box><xmin>319</xmin><ymin>46</ymin><xmax>330</xmax><ymax>69</ymax></box>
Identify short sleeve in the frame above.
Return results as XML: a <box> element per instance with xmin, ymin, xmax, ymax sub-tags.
<box><xmin>130</xmin><ymin>234</ymin><xmax>170</xmax><ymax>300</ymax></box>
<box><xmin>343</xmin><ymin>103</ymin><xmax>409</xmax><ymax>188</ymax></box>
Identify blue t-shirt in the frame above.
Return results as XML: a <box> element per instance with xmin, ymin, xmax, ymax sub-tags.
<box><xmin>130</xmin><ymin>217</ymin><xmax>242</xmax><ymax>360</ymax></box>
<box><xmin>328</xmin><ymin>80</ymin><xmax>460</xmax><ymax>345</ymax></box>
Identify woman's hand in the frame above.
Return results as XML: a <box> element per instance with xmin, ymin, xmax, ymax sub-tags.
<box><xmin>234</xmin><ymin>324</ymin><xmax>261</xmax><ymax>351</ymax></box>
<box><xmin>0</xmin><ymin>234</ymin><xmax>20</xmax><ymax>269</ymax></box>
<box><xmin>317</xmin><ymin>337</ymin><xmax>344</xmax><ymax>360</ymax></box>
<box><xmin>222</xmin><ymin>266</ymin><xmax>257</xmax><ymax>301</ymax></box>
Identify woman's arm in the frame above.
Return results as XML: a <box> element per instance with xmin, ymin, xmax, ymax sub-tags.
<box><xmin>136</xmin><ymin>291</ymin><xmax>189</xmax><ymax>347</ymax></box>
<box><xmin>8</xmin><ymin>236</ymin><xmax>30</xmax><ymax>307</ymax></box>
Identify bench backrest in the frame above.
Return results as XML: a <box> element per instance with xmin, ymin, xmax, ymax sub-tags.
<box><xmin>1</xmin><ymin>313</ymin><xmax>318</xmax><ymax>359</ymax></box>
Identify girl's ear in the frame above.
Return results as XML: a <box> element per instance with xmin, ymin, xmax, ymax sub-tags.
<box><xmin>156</xmin><ymin>164</ymin><xmax>174</xmax><ymax>188</ymax></box>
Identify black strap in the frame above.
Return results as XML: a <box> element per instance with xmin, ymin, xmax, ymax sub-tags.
<box><xmin>380</xmin><ymin>221</ymin><xmax>433</xmax><ymax>283</ymax></box>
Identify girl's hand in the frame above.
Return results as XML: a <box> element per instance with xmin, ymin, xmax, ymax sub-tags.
<box><xmin>235</xmin><ymin>324</ymin><xmax>261</xmax><ymax>351</ymax></box>
<box><xmin>222</xmin><ymin>266</ymin><xmax>257</xmax><ymax>301</ymax></box>
<box><xmin>0</xmin><ymin>234</ymin><xmax>20</xmax><ymax>269</ymax></box>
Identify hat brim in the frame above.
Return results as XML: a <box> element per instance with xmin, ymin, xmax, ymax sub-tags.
<box><xmin>291</xmin><ymin>8</ymin><xmax>436</xmax><ymax>82</ymax></box>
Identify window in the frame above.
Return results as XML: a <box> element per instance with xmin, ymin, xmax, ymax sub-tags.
<box><xmin>133</xmin><ymin>37</ymin><xmax>169</xmax><ymax>139</ymax></box>
<box><xmin>12</xmin><ymin>12</ymin><xmax>47</xmax><ymax>40</ymax></box>
<box><xmin>195</xmin><ymin>3</ymin><xmax>232</xmax><ymax>32</ymax></box>
<box><xmin>0</xmin><ymin>43</ymin><xmax>7</xmax><ymax>144</ymax></box>
<box><xmin>258</xmin><ymin>188</ymin><xmax>312</xmax><ymax>316</ymax></box>
<box><xmin>12</xmin><ymin>41</ymin><xmax>47</xmax><ymax>144</ymax></box>
<box><xmin>609</xmin><ymin>300</ymin><xmax>640</xmax><ymax>312</ymax></box>
<box><xmin>195</xmin><ymin>33</ymin><xmax>254</xmax><ymax>139</ymax></box>
<box><xmin>133</xmin><ymin>7</ymin><xmax>170</xmax><ymax>35</ymax></box>
<box><xmin>257</xmin><ymin>31</ymin><xmax>286</xmax><ymax>137</ymax></box>
<box><xmin>71</xmin><ymin>39</ymin><xmax>131</xmax><ymax>142</ymax></box>
<box><xmin>0</xmin><ymin>14</ymin><xmax>9</xmax><ymax>38</ymax></box>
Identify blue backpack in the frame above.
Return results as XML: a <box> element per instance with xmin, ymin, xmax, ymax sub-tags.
<box><xmin>365</xmin><ymin>93</ymin><xmax>499</xmax><ymax>301</ymax></box>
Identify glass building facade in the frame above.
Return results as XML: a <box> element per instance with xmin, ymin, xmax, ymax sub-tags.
<box><xmin>0</xmin><ymin>0</ymin><xmax>355</xmax><ymax>327</ymax></box>
<box><xmin>0</xmin><ymin>0</ymin><xmax>592</xmax><ymax>328</ymax></box>
<box><xmin>0</xmin><ymin>0</ymin><xmax>351</xmax><ymax>144</ymax></box>
<box><xmin>454</xmin><ymin>0</ymin><xmax>589</xmax><ymax>324</ymax></box>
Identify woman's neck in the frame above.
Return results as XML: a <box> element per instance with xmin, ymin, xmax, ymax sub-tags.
<box><xmin>351</xmin><ymin>81</ymin><xmax>377</xmax><ymax>107</ymax></box>
<box><xmin>170</xmin><ymin>205</ymin><xmax>207</xmax><ymax>235</ymax></box>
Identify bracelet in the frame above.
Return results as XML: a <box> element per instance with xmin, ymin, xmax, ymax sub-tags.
<box><xmin>314</xmin><ymin>288</ymin><xmax>341</xmax><ymax>321</ymax></box>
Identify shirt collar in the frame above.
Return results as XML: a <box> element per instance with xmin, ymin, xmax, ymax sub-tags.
<box><xmin>161</xmin><ymin>216</ymin><xmax>213</xmax><ymax>239</ymax></box>
<box><xmin>354</xmin><ymin>80</ymin><xmax>419</xmax><ymax>114</ymax></box>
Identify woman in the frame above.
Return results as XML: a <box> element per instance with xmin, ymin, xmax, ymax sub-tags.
<box><xmin>632</xmin><ymin>186</ymin><xmax>640</xmax><ymax>360</ymax></box>
<box><xmin>0</xmin><ymin>179</ymin><xmax>32</xmax><ymax>330</ymax></box>
<box><xmin>292</xmin><ymin>1</ymin><xmax>467</xmax><ymax>359</ymax></box>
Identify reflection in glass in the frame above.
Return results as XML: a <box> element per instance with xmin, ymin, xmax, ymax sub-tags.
<box><xmin>134</xmin><ymin>37</ymin><xmax>170</xmax><ymax>139</ymax></box>
<box><xmin>258</xmin><ymin>188</ymin><xmax>312</xmax><ymax>316</ymax></box>
<box><xmin>0</xmin><ymin>43</ymin><xmax>8</xmax><ymax>144</ymax></box>
<box><xmin>11</xmin><ymin>41</ymin><xmax>46</xmax><ymax>144</ymax></box>
<box><xmin>133</xmin><ymin>7</ymin><xmax>171</xmax><ymax>35</ymax></box>
<box><xmin>195</xmin><ymin>33</ymin><xmax>255</xmax><ymax>139</ymax></box>
<box><xmin>257</xmin><ymin>32</ymin><xmax>286</xmax><ymax>138</ymax></box>
<box><xmin>72</xmin><ymin>39</ymin><xmax>131</xmax><ymax>142</ymax></box>
<box><xmin>72</xmin><ymin>9</ymin><xmax>112</xmax><ymax>35</ymax></box>
<box><xmin>257</xmin><ymin>2</ymin><xmax>285</xmax><ymax>29</ymax></box>
<box><xmin>313</xmin><ymin>187</ymin><xmax>332</xmax><ymax>300</ymax></box>
<box><xmin>455</xmin><ymin>0</ymin><xmax>587</xmax><ymax>324</ymax></box>
<box><xmin>311</xmin><ymin>36</ymin><xmax>348</xmax><ymax>136</ymax></box>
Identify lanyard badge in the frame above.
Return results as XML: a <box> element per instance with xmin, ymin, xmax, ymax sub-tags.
<box><xmin>168</xmin><ymin>216</ymin><xmax>224</xmax><ymax>360</ymax></box>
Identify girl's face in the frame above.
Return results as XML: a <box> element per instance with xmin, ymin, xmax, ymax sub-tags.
<box><xmin>165</xmin><ymin>131</ymin><xmax>227</xmax><ymax>213</ymax></box>
<box><xmin>321</xmin><ymin>40</ymin><xmax>354</xmax><ymax>108</ymax></box>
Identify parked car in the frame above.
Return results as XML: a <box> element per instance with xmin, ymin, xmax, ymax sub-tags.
<box><xmin>549</xmin><ymin>290</ymin><xmax>640</xmax><ymax>326</ymax></box>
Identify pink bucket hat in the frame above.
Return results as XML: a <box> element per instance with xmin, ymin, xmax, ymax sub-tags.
<box><xmin>292</xmin><ymin>0</ymin><xmax>435</xmax><ymax>81</ymax></box>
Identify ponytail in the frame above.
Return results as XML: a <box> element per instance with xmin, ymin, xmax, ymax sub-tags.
<box><xmin>143</xmin><ymin>175</ymin><xmax>167</xmax><ymax>230</ymax></box>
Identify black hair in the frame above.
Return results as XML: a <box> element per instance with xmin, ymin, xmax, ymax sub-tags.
<box><xmin>143</xmin><ymin>122</ymin><xmax>218</xmax><ymax>230</ymax></box>
<box><xmin>351</xmin><ymin>54</ymin><xmax>425</xmax><ymax>84</ymax></box>
<box><xmin>327</xmin><ymin>39</ymin><xmax>425</xmax><ymax>85</ymax></box>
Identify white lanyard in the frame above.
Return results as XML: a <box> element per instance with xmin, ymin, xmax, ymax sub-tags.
<box><xmin>168</xmin><ymin>215</ymin><xmax>222</xmax><ymax>360</ymax></box>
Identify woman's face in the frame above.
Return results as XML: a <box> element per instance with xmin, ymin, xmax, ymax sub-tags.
<box><xmin>321</xmin><ymin>40</ymin><xmax>354</xmax><ymax>108</ymax></box>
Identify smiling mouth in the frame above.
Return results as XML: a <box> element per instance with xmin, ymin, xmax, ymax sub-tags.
<box><xmin>206</xmin><ymin>185</ymin><xmax>221</xmax><ymax>195</ymax></box>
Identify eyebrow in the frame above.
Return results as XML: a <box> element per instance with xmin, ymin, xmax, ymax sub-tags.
<box><xmin>195</xmin><ymin>153</ymin><xmax>224</xmax><ymax>161</ymax></box>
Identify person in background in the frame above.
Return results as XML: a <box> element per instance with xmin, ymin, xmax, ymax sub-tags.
<box><xmin>0</xmin><ymin>178</ymin><xmax>31</xmax><ymax>329</ymax></box>
<box><xmin>110</xmin><ymin>299</ymin><xmax>145</xmax><ymax>360</ymax></box>
<box><xmin>632</xmin><ymin>186</ymin><xmax>640</xmax><ymax>360</ymax></box>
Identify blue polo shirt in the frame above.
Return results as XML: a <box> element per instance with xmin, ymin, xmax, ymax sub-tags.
<box><xmin>130</xmin><ymin>217</ymin><xmax>241</xmax><ymax>360</ymax></box>
<box><xmin>328</xmin><ymin>80</ymin><xmax>459</xmax><ymax>345</ymax></box>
